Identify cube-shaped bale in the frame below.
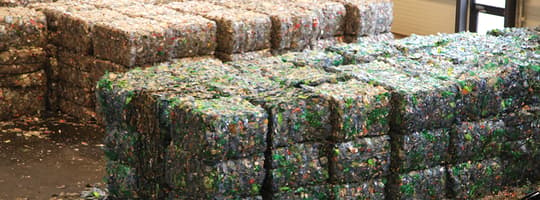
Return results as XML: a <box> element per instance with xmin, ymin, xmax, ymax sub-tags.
<box><xmin>166</xmin><ymin>96</ymin><xmax>268</xmax><ymax>160</ymax></box>
<box><xmin>501</xmin><ymin>139</ymin><xmax>540</xmax><ymax>186</ymax></box>
<box><xmin>327</xmin><ymin>41</ymin><xmax>399</xmax><ymax>65</ymax></box>
<box><xmin>503</xmin><ymin>106</ymin><xmax>540</xmax><ymax>141</ymax></box>
<box><xmin>451</xmin><ymin>120</ymin><xmax>506</xmax><ymax>163</ymax></box>
<box><xmin>110</xmin><ymin>3</ymin><xmax>218</xmax><ymax>59</ymax></box>
<box><xmin>166</xmin><ymin>151</ymin><xmax>265</xmax><ymax>199</ymax></box>
<box><xmin>58</xmin><ymin>98</ymin><xmax>97</xmax><ymax>121</ymax></box>
<box><xmin>388</xmin><ymin>166</ymin><xmax>447</xmax><ymax>200</ymax></box>
<box><xmin>106</xmin><ymin>160</ymin><xmax>139</xmax><ymax>199</ymax></box>
<box><xmin>0</xmin><ymin>7</ymin><xmax>47</xmax><ymax>51</ymax></box>
<box><xmin>305</xmin><ymin>80</ymin><xmax>390</xmax><ymax>141</ymax></box>
<box><xmin>36</xmin><ymin>4</ymin><xmax>127</xmax><ymax>54</ymax></box>
<box><xmin>330</xmin><ymin>62</ymin><xmax>460</xmax><ymax>132</ymax></box>
<box><xmin>0</xmin><ymin>69</ymin><xmax>45</xmax><ymax>88</ymax></box>
<box><xmin>274</xmin><ymin>185</ymin><xmax>332</xmax><ymax>200</ymax></box>
<box><xmin>0</xmin><ymin>87</ymin><xmax>46</xmax><ymax>120</ymax></box>
<box><xmin>279</xmin><ymin>50</ymin><xmax>344</xmax><ymax>69</ymax></box>
<box><xmin>93</xmin><ymin>16</ymin><xmax>173</xmax><ymax>67</ymax></box>
<box><xmin>332</xmin><ymin>179</ymin><xmax>386</xmax><ymax>200</ymax></box>
<box><xmin>253</xmin><ymin>88</ymin><xmax>332</xmax><ymax>147</ymax></box>
<box><xmin>337</xmin><ymin>0</ymin><xmax>393</xmax><ymax>36</ymax></box>
<box><xmin>232</xmin><ymin>57</ymin><xmax>342</xmax><ymax>87</ymax></box>
<box><xmin>332</xmin><ymin>135</ymin><xmax>390</xmax><ymax>183</ymax></box>
<box><xmin>166</xmin><ymin>1</ymin><xmax>271</xmax><ymax>54</ymax></box>
<box><xmin>448</xmin><ymin>158</ymin><xmax>504</xmax><ymax>199</ymax></box>
<box><xmin>55</xmin><ymin>81</ymin><xmax>95</xmax><ymax>107</ymax></box>
<box><xmin>0</xmin><ymin>47</ymin><xmax>46</xmax><ymax>66</ymax></box>
<box><xmin>271</xmin><ymin>143</ymin><xmax>329</xmax><ymax>191</ymax></box>
<box><xmin>392</xmin><ymin>128</ymin><xmax>450</xmax><ymax>173</ymax></box>
<box><xmin>289</xmin><ymin>0</ymin><xmax>347</xmax><ymax>38</ymax></box>
<box><xmin>209</xmin><ymin>0</ymin><xmax>317</xmax><ymax>51</ymax></box>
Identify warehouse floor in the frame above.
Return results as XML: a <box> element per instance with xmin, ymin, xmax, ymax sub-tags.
<box><xmin>0</xmin><ymin>115</ymin><xmax>538</xmax><ymax>199</ymax></box>
<box><xmin>0</xmin><ymin>115</ymin><xmax>106</xmax><ymax>200</ymax></box>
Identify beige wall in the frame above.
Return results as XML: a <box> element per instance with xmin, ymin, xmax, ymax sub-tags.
<box><xmin>391</xmin><ymin>0</ymin><xmax>539</xmax><ymax>36</ymax></box>
<box><xmin>523</xmin><ymin>0</ymin><xmax>540</xmax><ymax>27</ymax></box>
<box><xmin>391</xmin><ymin>0</ymin><xmax>457</xmax><ymax>35</ymax></box>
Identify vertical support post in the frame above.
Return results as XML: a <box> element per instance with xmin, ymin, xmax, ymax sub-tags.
<box><xmin>455</xmin><ymin>0</ymin><xmax>468</xmax><ymax>32</ymax></box>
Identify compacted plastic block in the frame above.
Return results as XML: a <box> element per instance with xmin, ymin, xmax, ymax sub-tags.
<box><xmin>332</xmin><ymin>135</ymin><xmax>390</xmax><ymax>183</ymax></box>
<box><xmin>332</xmin><ymin>179</ymin><xmax>386</xmax><ymax>200</ymax></box>
<box><xmin>388</xmin><ymin>166</ymin><xmax>447</xmax><ymax>200</ymax></box>
<box><xmin>166</xmin><ymin>1</ymin><xmax>271</xmax><ymax>55</ymax></box>
<box><xmin>110</xmin><ymin>3</ymin><xmax>218</xmax><ymax>59</ymax></box>
<box><xmin>271</xmin><ymin>143</ymin><xmax>329</xmax><ymax>192</ymax></box>
<box><xmin>0</xmin><ymin>7</ymin><xmax>47</xmax><ymax>50</ymax></box>
<box><xmin>392</xmin><ymin>128</ymin><xmax>450</xmax><ymax>173</ymax></box>
<box><xmin>305</xmin><ymin>80</ymin><xmax>390</xmax><ymax>141</ymax></box>
<box><xmin>329</xmin><ymin>62</ymin><xmax>460</xmax><ymax>132</ymax></box>
<box><xmin>448</xmin><ymin>158</ymin><xmax>504</xmax><ymax>199</ymax></box>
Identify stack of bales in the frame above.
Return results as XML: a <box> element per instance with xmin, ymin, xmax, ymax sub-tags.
<box><xmin>0</xmin><ymin>7</ymin><xmax>48</xmax><ymax>119</ymax></box>
<box><xmin>393</xmin><ymin>31</ymin><xmax>539</xmax><ymax>198</ymax></box>
<box><xmin>97</xmin><ymin>59</ymin><xmax>268</xmax><ymax>199</ymax></box>
<box><xmin>31</xmin><ymin>0</ymin><xmax>217</xmax><ymax>121</ymax></box>
<box><xmin>97</xmin><ymin>28</ymin><xmax>539</xmax><ymax>199</ymax></box>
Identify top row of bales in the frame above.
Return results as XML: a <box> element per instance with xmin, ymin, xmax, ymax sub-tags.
<box><xmin>31</xmin><ymin>0</ymin><xmax>393</xmax><ymax>65</ymax></box>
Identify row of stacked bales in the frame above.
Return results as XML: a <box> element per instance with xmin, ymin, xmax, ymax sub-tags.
<box><xmin>2</xmin><ymin>0</ymin><xmax>393</xmax><ymax>121</ymax></box>
<box><xmin>29</xmin><ymin>0</ymin><xmax>218</xmax><ymax>121</ymax></box>
<box><xmin>328</xmin><ymin>28</ymin><xmax>539</xmax><ymax>199</ymax></box>
<box><xmin>98</xmin><ymin>27</ymin><xmax>538</xmax><ymax>199</ymax></box>
<box><xmin>0</xmin><ymin>7</ymin><xmax>48</xmax><ymax>120</ymax></box>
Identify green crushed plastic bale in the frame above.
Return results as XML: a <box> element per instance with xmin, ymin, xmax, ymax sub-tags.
<box><xmin>332</xmin><ymin>179</ymin><xmax>386</xmax><ymax>200</ymax></box>
<box><xmin>449</xmin><ymin>158</ymin><xmax>504</xmax><ymax>199</ymax></box>
<box><xmin>392</xmin><ymin>33</ymin><xmax>449</xmax><ymax>55</ymax></box>
<box><xmin>501</xmin><ymin>139</ymin><xmax>540</xmax><ymax>186</ymax></box>
<box><xmin>451</xmin><ymin>119</ymin><xmax>506</xmax><ymax>163</ymax></box>
<box><xmin>388</xmin><ymin>166</ymin><xmax>447</xmax><ymax>200</ymax></box>
<box><xmin>165</xmin><ymin>151</ymin><xmax>265</xmax><ymax>199</ymax></box>
<box><xmin>274</xmin><ymin>185</ymin><xmax>331</xmax><ymax>200</ymax></box>
<box><xmin>279</xmin><ymin>50</ymin><xmax>345</xmax><ymax>69</ymax></box>
<box><xmin>271</xmin><ymin>143</ymin><xmax>329</xmax><ymax>192</ymax></box>
<box><xmin>0</xmin><ymin>7</ymin><xmax>47</xmax><ymax>51</ymax></box>
<box><xmin>304</xmin><ymin>79</ymin><xmax>390</xmax><ymax>141</ymax></box>
<box><xmin>251</xmin><ymin>88</ymin><xmax>332</xmax><ymax>147</ymax></box>
<box><xmin>232</xmin><ymin>57</ymin><xmax>342</xmax><ymax>87</ymax></box>
<box><xmin>326</xmin><ymin>40</ymin><xmax>398</xmax><ymax>64</ymax></box>
<box><xmin>106</xmin><ymin>160</ymin><xmax>140</xmax><ymax>199</ymax></box>
<box><xmin>393</xmin><ymin>33</ymin><xmax>535</xmax><ymax>120</ymax></box>
<box><xmin>392</xmin><ymin>128</ymin><xmax>450</xmax><ymax>173</ymax></box>
<box><xmin>502</xmin><ymin>105</ymin><xmax>540</xmax><ymax>141</ymax></box>
<box><xmin>332</xmin><ymin>135</ymin><xmax>390</xmax><ymax>183</ymax></box>
<box><xmin>165</xmin><ymin>96</ymin><xmax>268</xmax><ymax>160</ymax></box>
<box><xmin>329</xmin><ymin>62</ymin><xmax>460</xmax><ymax>132</ymax></box>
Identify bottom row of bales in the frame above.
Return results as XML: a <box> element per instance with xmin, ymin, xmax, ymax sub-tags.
<box><xmin>97</xmin><ymin>28</ymin><xmax>539</xmax><ymax>199</ymax></box>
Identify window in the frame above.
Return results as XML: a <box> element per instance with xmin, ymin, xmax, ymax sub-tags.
<box><xmin>455</xmin><ymin>0</ymin><xmax>517</xmax><ymax>33</ymax></box>
<box><xmin>470</xmin><ymin>0</ymin><xmax>516</xmax><ymax>33</ymax></box>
